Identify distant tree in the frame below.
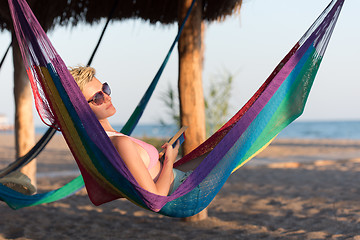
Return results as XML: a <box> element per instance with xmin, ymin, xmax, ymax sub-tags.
<box><xmin>159</xmin><ymin>84</ymin><xmax>181</xmax><ymax>128</ymax></box>
<box><xmin>159</xmin><ymin>70</ymin><xmax>234</xmax><ymax>137</ymax></box>
<box><xmin>204</xmin><ymin>70</ymin><xmax>233</xmax><ymax>137</ymax></box>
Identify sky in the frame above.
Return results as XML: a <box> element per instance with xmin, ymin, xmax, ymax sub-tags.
<box><xmin>0</xmin><ymin>0</ymin><xmax>359</xmax><ymax>127</ymax></box>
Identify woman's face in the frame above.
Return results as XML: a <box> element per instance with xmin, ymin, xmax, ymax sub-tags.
<box><xmin>83</xmin><ymin>77</ymin><xmax>116</xmax><ymax>121</ymax></box>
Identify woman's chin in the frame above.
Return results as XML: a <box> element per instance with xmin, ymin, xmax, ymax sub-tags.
<box><xmin>109</xmin><ymin>106</ymin><xmax>116</xmax><ymax>116</ymax></box>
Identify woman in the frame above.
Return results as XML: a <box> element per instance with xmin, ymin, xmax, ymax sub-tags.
<box><xmin>69</xmin><ymin>66</ymin><xmax>191</xmax><ymax>196</ymax></box>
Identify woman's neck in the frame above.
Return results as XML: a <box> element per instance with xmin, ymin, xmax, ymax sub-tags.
<box><xmin>98</xmin><ymin>119</ymin><xmax>116</xmax><ymax>132</ymax></box>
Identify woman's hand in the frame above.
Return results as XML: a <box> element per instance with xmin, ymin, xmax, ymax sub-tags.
<box><xmin>161</xmin><ymin>140</ymin><xmax>180</xmax><ymax>165</ymax></box>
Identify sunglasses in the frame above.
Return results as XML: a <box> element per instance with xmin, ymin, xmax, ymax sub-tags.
<box><xmin>87</xmin><ymin>82</ymin><xmax>111</xmax><ymax>105</ymax></box>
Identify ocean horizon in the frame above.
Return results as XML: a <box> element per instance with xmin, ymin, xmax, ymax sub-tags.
<box><xmin>2</xmin><ymin>120</ymin><xmax>360</xmax><ymax>140</ymax></box>
<box><xmin>39</xmin><ymin>120</ymin><xmax>360</xmax><ymax>140</ymax></box>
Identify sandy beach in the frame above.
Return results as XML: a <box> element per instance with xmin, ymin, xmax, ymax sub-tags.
<box><xmin>1</xmin><ymin>133</ymin><xmax>360</xmax><ymax>239</ymax></box>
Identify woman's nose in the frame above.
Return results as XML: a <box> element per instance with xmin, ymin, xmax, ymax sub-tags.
<box><xmin>105</xmin><ymin>94</ymin><xmax>111</xmax><ymax>102</ymax></box>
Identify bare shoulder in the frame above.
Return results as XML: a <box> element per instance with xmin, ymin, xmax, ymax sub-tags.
<box><xmin>109</xmin><ymin>135</ymin><xmax>132</xmax><ymax>146</ymax></box>
<box><xmin>109</xmin><ymin>135</ymin><xmax>136</xmax><ymax>154</ymax></box>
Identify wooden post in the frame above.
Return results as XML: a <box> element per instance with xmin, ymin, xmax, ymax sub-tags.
<box><xmin>178</xmin><ymin>0</ymin><xmax>207</xmax><ymax>221</ymax></box>
<box><xmin>12</xmin><ymin>35</ymin><xmax>37</xmax><ymax>188</ymax></box>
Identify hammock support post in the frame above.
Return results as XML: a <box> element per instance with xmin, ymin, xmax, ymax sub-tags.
<box><xmin>178</xmin><ymin>0</ymin><xmax>207</xmax><ymax>221</ymax></box>
<box><xmin>12</xmin><ymin>35</ymin><xmax>37</xmax><ymax>187</ymax></box>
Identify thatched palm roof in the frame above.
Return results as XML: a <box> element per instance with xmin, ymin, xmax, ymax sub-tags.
<box><xmin>0</xmin><ymin>0</ymin><xmax>242</xmax><ymax>31</ymax></box>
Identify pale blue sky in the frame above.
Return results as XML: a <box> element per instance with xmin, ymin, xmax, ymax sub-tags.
<box><xmin>0</xmin><ymin>0</ymin><xmax>358</xmax><ymax>126</ymax></box>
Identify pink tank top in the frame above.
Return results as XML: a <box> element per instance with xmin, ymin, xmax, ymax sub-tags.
<box><xmin>106</xmin><ymin>131</ymin><xmax>159</xmax><ymax>170</ymax></box>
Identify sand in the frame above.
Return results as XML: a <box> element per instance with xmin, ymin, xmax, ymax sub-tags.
<box><xmin>1</xmin><ymin>134</ymin><xmax>360</xmax><ymax>239</ymax></box>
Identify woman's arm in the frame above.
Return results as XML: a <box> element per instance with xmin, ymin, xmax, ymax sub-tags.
<box><xmin>111</xmin><ymin>136</ymin><xmax>179</xmax><ymax>196</ymax></box>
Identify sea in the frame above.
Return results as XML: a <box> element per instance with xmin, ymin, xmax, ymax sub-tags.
<box><xmin>26</xmin><ymin>120</ymin><xmax>360</xmax><ymax>140</ymax></box>
<box><xmin>3</xmin><ymin>120</ymin><xmax>359</xmax><ymax>177</ymax></box>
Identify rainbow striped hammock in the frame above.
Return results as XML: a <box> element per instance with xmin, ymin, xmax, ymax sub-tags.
<box><xmin>1</xmin><ymin>0</ymin><xmax>344</xmax><ymax>217</ymax></box>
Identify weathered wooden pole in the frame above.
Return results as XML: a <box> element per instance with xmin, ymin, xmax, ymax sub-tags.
<box><xmin>12</xmin><ymin>35</ymin><xmax>37</xmax><ymax>188</ymax></box>
<box><xmin>178</xmin><ymin>0</ymin><xmax>207</xmax><ymax>221</ymax></box>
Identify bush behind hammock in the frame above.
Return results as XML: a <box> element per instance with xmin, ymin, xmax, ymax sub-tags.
<box><xmin>159</xmin><ymin>69</ymin><xmax>234</xmax><ymax>137</ymax></box>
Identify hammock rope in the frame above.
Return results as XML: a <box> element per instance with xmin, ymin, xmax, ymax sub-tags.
<box><xmin>0</xmin><ymin>41</ymin><xmax>12</xmax><ymax>70</ymax></box>
<box><xmin>87</xmin><ymin>0</ymin><xmax>120</xmax><ymax>67</ymax></box>
<box><xmin>0</xmin><ymin>0</ymin><xmax>344</xmax><ymax>218</ymax></box>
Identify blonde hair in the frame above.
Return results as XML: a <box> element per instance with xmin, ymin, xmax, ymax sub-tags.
<box><xmin>69</xmin><ymin>66</ymin><xmax>96</xmax><ymax>91</ymax></box>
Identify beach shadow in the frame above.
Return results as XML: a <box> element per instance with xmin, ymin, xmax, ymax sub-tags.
<box><xmin>1</xmin><ymin>160</ymin><xmax>360</xmax><ymax>239</ymax></box>
<box><xmin>208</xmin><ymin>164</ymin><xmax>360</xmax><ymax>239</ymax></box>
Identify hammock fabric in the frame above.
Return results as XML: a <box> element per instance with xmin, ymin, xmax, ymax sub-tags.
<box><xmin>1</xmin><ymin>0</ymin><xmax>344</xmax><ymax>217</ymax></box>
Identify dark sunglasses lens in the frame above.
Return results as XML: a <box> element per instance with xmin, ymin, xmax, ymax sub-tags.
<box><xmin>103</xmin><ymin>83</ymin><xmax>111</xmax><ymax>96</ymax></box>
<box><xmin>93</xmin><ymin>91</ymin><xmax>105</xmax><ymax>105</ymax></box>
